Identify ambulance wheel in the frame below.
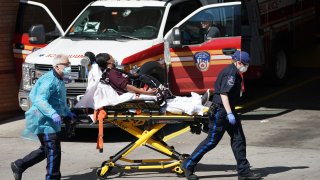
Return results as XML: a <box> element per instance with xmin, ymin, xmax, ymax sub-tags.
<box><xmin>270</xmin><ymin>49</ymin><xmax>288</xmax><ymax>84</ymax></box>
<box><xmin>139</xmin><ymin>61</ymin><xmax>165</xmax><ymax>84</ymax></box>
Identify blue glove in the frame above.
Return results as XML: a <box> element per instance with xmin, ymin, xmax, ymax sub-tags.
<box><xmin>52</xmin><ymin>113</ymin><xmax>61</xmax><ymax>126</ymax></box>
<box><xmin>227</xmin><ymin>113</ymin><xmax>236</xmax><ymax>125</ymax></box>
<box><xmin>67</xmin><ymin>112</ymin><xmax>77</xmax><ymax>122</ymax></box>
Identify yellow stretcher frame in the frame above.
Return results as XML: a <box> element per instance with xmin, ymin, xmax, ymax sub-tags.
<box><xmin>94</xmin><ymin>108</ymin><xmax>208</xmax><ymax>179</ymax></box>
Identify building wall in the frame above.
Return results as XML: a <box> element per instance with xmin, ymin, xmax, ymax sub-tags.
<box><xmin>33</xmin><ymin>0</ymin><xmax>92</xmax><ymax>29</ymax></box>
<box><xmin>0</xmin><ymin>0</ymin><xmax>90</xmax><ymax>121</ymax></box>
<box><xmin>0</xmin><ymin>0</ymin><xmax>20</xmax><ymax>120</ymax></box>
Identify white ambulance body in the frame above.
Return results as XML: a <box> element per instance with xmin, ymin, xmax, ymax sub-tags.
<box><xmin>19</xmin><ymin>0</ymin><xmax>242</xmax><ymax>119</ymax></box>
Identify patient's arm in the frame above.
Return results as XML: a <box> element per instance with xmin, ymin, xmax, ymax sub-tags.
<box><xmin>126</xmin><ymin>84</ymin><xmax>156</xmax><ymax>95</ymax></box>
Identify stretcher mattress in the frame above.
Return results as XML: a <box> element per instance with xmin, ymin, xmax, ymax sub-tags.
<box><xmin>75</xmin><ymin>82</ymin><xmax>208</xmax><ymax>116</ymax></box>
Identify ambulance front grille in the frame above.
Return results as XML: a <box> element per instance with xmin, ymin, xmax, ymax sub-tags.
<box><xmin>66</xmin><ymin>88</ymin><xmax>86</xmax><ymax>97</ymax></box>
<box><xmin>35</xmin><ymin>64</ymin><xmax>87</xmax><ymax>80</ymax></box>
<box><xmin>35</xmin><ymin>64</ymin><xmax>79</xmax><ymax>72</ymax></box>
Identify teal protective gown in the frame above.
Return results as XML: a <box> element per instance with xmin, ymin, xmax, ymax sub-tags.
<box><xmin>22</xmin><ymin>70</ymin><xmax>70</xmax><ymax>139</ymax></box>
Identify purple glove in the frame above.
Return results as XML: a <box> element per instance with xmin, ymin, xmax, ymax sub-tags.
<box><xmin>227</xmin><ymin>113</ymin><xmax>236</xmax><ymax>125</ymax></box>
<box><xmin>67</xmin><ymin>112</ymin><xmax>77</xmax><ymax>122</ymax></box>
<box><xmin>52</xmin><ymin>113</ymin><xmax>61</xmax><ymax>126</ymax></box>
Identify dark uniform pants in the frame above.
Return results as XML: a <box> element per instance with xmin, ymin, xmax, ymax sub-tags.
<box><xmin>183</xmin><ymin>105</ymin><xmax>250</xmax><ymax>175</ymax></box>
<box><xmin>15</xmin><ymin>133</ymin><xmax>61</xmax><ymax>180</ymax></box>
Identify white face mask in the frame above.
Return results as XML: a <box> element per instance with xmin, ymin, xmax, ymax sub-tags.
<box><xmin>239</xmin><ymin>65</ymin><xmax>249</xmax><ymax>73</ymax></box>
<box><xmin>63</xmin><ymin>66</ymin><xmax>71</xmax><ymax>75</ymax></box>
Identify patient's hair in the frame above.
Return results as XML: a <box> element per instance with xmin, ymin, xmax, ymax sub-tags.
<box><xmin>95</xmin><ymin>53</ymin><xmax>111</xmax><ymax>71</ymax></box>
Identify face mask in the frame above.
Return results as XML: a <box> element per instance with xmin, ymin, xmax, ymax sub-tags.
<box><xmin>239</xmin><ymin>65</ymin><xmax>248</xmax><ymax>73</ymax></box>
<box><xmin>108</xmin><ymin>60</ymin><xmax>118</xmax><ymax>69</ymax></box>
<box><xmin>63</xmin><ymin>66</ymin><xmax>71</xmax><ymax>76</ymax></box>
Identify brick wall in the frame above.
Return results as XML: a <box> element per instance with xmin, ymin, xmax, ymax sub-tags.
<box><xmin>0</xmin><ymin>0</ymin><xmax>21</xmax><ymax>120</ymax></box>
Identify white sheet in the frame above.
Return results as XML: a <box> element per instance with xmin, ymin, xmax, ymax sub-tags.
<box><xmin>75</xmin><ymin>66</ymin><xmax>208</xmax><ymax>115</ymax></box>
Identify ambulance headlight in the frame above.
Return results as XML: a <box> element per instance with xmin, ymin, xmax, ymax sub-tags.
<box><xmin>22</xmin><ymin>63</ymin><xmax>35</xmax><ymax>91</ymax></box>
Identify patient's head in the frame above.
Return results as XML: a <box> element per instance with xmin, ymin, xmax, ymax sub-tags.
<box><xmin>96</xmin><ymin>53</ymin><xmax>113</xmax><ymax>70</ymax></box>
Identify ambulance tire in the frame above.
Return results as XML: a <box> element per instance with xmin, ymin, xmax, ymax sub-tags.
<box><xmin>269</xmin><ymin>48</ymin><xmax>289</xmax><ymax>85</ymax></box>
<box><xmin>139</xmin><ymin>61</ymin><xmax>165</xmax><ymax>84</ymax></box>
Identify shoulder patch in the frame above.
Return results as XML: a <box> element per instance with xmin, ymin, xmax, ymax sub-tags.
<box><xmin>227</xmin><ymin>76</ymin><xmax>235</xmax><ymax>86</ymax></box>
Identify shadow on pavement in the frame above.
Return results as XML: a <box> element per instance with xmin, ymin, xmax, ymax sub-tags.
<box><xmin>0</xmin><ymin>114</ymin><xmax>24</xmax><ymax>125</ymax></box>
<box><xmin>61</xmin><ymin>167</ymin><xmax>97</xmax><ymax>180</ymax></box>
<box><xmin>256</xmin><ymin>166</ymin><xmax>309</xmax><ymax>177</ymax></box>
<box><xmin>61</xmin><ymin>167</ymin><xmax>173</xmax><ymax>180</ymax></box>
<box><xmin>196</xmin><ymin>164</ymin><xmax>309</xmax><ymax>179</ymax></box>
<box><xmin>61</xmin><ymin>165</ymin><xmax>308</xmax><ymax>179</ymax></box>
<box><xmin>61</xmin><ymin>123</ymin><xmax>188</xmax><ymax>143</ymax></box>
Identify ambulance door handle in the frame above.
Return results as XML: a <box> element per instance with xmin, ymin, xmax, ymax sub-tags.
<box><xmin>222</xmin><ymin>48</ymin><xmax>236</xmax><ymax>55</ymax></box>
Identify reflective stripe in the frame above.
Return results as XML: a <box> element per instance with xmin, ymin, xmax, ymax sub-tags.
<box><xmin>185</xmin><ymin>109</ymin><xmax>218</xmax><ymax>168</ymax></box>
<box><xmin>45</xmin><ymin>134</ymin><xmax>54</xmax><ymax>180</ymax></box>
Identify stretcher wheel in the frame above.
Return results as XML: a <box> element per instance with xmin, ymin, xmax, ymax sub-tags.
<box><xmin>101</xmin><ymin>160</ymin><xmax>108</xmax><ymax>167</ymax></box>
<box><xmin>96</xmin><ymin>165</ymin><xmax>113</xmax><ymax>179</ymax></box>
<box><xmin>173</xmin><ymin>166</ymin><xmax>185</xmax><ymax>177</ymax></box>
<box><xmin>96</xmin><ymin>168</ymin><xmax>106</xmax><ymax>179</ymax></box>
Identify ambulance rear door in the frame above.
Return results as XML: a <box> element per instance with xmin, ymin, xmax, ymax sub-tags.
<box><xmin>13</xmin><ymin>0</ymin><xmax>64</xmax><ymax>82</ymax></box>
<box><xmin>165</xmin><ymin>2</ymin><xmax>241</xmax><ymax>95</ymax></box>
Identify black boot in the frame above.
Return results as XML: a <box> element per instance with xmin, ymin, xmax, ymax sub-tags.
<box><xmin>238</xmin><ymin>171</ymin><xmax>262</xmax><ymax>180</ymax></box>
<box><xmin>11</xmin><ymin>162</ymin><xmax>23</xmax><ymax>180</ymax></box>
<box><xmin>180</xmin><ymin>164</ymin><xmax>199</xmax><ymax>180</ymax></box>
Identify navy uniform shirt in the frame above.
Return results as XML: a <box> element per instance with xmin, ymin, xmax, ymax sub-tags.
<box><xmin>212</xmin><ymin>63</ymin><xmax>242</xmax><ymax>106</ymax></box>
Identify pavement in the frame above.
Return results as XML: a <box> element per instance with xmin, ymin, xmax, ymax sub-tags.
<box><xmin>1</xmin><ymin>107</ymin><xmax>320</xmax><ymax>180</ymax></box>
<box><xmin>1</xmin><ymin>44</ymin><xmax>319</xmax><ymax>180</ymax></box>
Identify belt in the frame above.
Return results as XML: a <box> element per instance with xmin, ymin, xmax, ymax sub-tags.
<box><xmin>208</xmin><ymin>103</ymin><xmax>223</xmax><ymax>115</ymax></box>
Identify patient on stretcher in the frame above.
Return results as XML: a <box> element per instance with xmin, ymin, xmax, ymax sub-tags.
<box><xmin>75</xmin><ymin>52</ymin><xmax>210</xmax><ymax>116</ymax></box>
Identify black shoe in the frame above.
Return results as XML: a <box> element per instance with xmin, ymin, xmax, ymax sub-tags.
<box><xmin>238</xmin><ymin>171</ymin><xmax>262</xmax><ymax>180</ymax></box>
<box><xmin>180</xmin><ymin>164</ymin><xmax>199</xmax><ymax>180</ymax></box>
<box><xmin>11</xmin><ymin>162</ymin><xmax>23</xmax><ymax>180</ymax></box>
<box><xmin>201</xmin><ymin>89</ymin><xmax>210</xmax><ymax>106</ymax></box>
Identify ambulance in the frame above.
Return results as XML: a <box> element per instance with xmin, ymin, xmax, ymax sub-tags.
<box><xmin>17</xmin><ymin>0</ymin><xmax>242</xmax><ymax>113</ymax></box>
<box><xmin>15</xmin><ymin>0</ymin><xmax>317</xmax><ymax>124</ymax></box>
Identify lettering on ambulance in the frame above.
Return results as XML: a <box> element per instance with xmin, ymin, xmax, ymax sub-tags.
<box><xmin>45</xmin><ymin>54</ymin><xmax>85</xmax><ymax>59</ymax></box>
<box><xmin>259</xmin><ymin>0</ymin><xmax>296</xmax><ymax>15</ymax></box>
<box><xmin>259</xmin><ymin>0</ymin><xmax>315</xmax><ymax>27</ymax></box>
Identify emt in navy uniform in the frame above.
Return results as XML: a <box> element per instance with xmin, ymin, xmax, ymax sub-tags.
<box><xmin>181</xmin><ymin>50</ymin><xmax>262</xmax><ymax>180</ymax></box>
<box><xmin>11</xmin><ymin>54</ymin><xmax>76</xmax><ymax>180</ymax></box>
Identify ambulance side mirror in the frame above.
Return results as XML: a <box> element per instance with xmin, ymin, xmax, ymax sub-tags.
<box><xmin>170</xmin><ymin>27</ymin><xmax>182</xmax><ymax>48</ymax></box>
<box><xmin>28</xmin><ymin>24</ymin><xmax>46</xmax><ymax>44</ymax></box>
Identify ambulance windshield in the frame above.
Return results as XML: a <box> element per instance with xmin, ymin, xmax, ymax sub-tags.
<box><xmin>66</xmin><ymin>6</ymin><xmax>164</xmax><ymax>40</ymax></box>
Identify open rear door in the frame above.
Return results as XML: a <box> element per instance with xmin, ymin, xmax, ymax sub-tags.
<box><xmin>165</xmin><ymin>2</ymin><xmax>241</xmax><ymax>95</ymax></box>
<box><xmin>13</xmin><ymin>0</ymin><xmax>64</xmax><ymax>82</ymax></box>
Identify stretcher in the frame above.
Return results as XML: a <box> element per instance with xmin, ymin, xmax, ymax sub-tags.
<box><xmin>93</xmin><ymin>99</ymin><xmax>209</xmax><ymax>179</ymax></box>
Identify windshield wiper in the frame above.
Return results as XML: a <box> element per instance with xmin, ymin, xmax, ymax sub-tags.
<box><xmin>66</xmin><ymin>34</ymin><xmax>98</xmax><ymax>40</ymax></box>
<box><xmin>119</xmin><ymin>34</ymin><xmax>141</xmax><ymax>40</ymax></box>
